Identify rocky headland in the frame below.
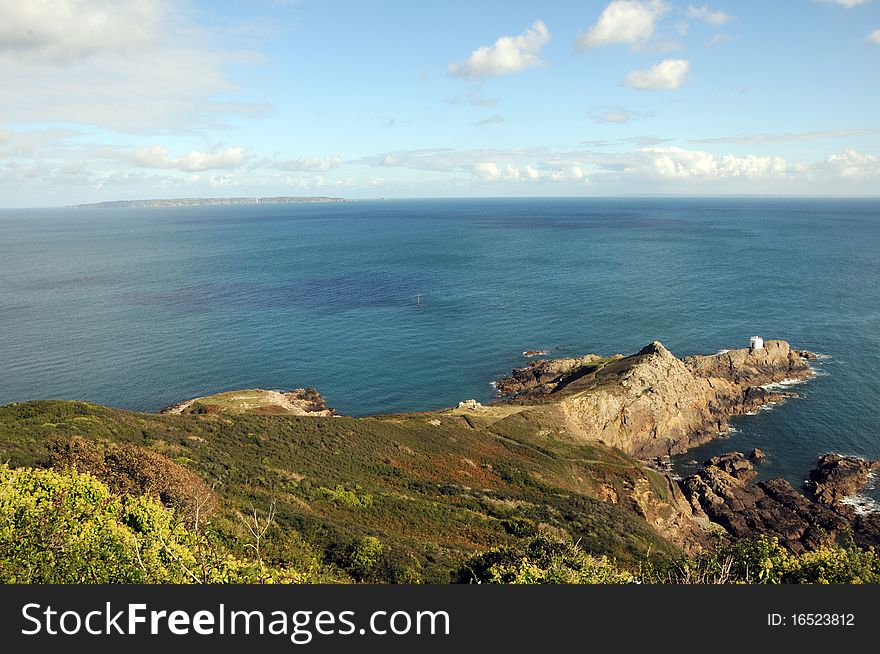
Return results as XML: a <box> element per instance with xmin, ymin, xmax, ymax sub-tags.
<box><xmin>494</xmin><ymin>339</ymin><xmax>814</xmax><ymax>459</ymax></box>
<box><xmin>161</xmin><ymin>387</ymin><xmax>334</xmax><ymax>416</ymax></box>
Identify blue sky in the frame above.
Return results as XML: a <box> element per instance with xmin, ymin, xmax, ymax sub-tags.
<box><xmin>0</xmin><ymin>0</ymin><xmax>878</xmax><ymax>206</ymax></box>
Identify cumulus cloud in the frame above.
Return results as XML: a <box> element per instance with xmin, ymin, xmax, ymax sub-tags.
<box><xmin>821</xmin><ymin>148</ymin><xmax>880</xmax><ymax>178</ymax></box>
<box><xmin>685</xmin><ymin>5</ymin><xmax>732</xmax><ymax>25</ymax></box>
<box><xmin>0</xmin><ymin>0</ymin><xmax>256</xmax><ymax>132</ymax></box>
<box><xmin>129</xmin><ymin>145</ymin><xmax>246</xmax><ymax>172</ymax></box>
<box><xmin>869</xmin><ymin>29</ymin><xmax>880</xmax><ymax>44</ymax></box>
<box><xmin>577</xmin><ymin>0</ymin><xmax>669</xmax><ymax>50</ymax></box>
<box><xmin>449</xmin><ymin>20</ymin><xmax>550</xmax><ymax>78</ymax></box>
<box><xmin>621</xmin><ymin>146</ymin><xmax>788</xmax><ymax>180</ymax></box>
<box><xmin>472</xmin><ymin>162</ymin><xmax>585</xmax><ymax>183</ymax></box>
<box><xmin>625</xmin><ymin>58</ymin><xmax>690</xmax><ymax>89</ymax></box>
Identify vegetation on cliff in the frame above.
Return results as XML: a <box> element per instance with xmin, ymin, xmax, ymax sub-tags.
<box><xmin>0</xmin><ymin>464</ymin><xmax>333</xmax><ymax>583</ymax></box>
<box><xmin>458</xmin><ymin>533</ymin><xmax>880</xmax><ymax>584</ymax></box>
<box><xmin>0</xmin><ymin>399</ymin><xmax>678</xmax><ymax>583</ymax></box>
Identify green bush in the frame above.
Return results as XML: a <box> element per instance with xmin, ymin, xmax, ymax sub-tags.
<box><xmin>457</xmin><ymin>534</ymin><xmax>880</xmax><ymax>585</ymax></box>
<box><xmin>0</xmin><ymin>465</ymin><xmax>315</xmax><ymax>583</ymax></box>
<box><xmin>317</xmin><ymin>484</ymin><xmax>373</xmax><ymax>509</ymax></box>
<box><xmin>455</xmin><ymin>534</ymin><xmax>635</xmax><ymax>584</ymax></box>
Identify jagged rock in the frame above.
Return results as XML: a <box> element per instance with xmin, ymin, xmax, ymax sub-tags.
<box><xmin>680</xmin><ymin>453</ymin><xmax>848</xmax><ymax>552</ymax></box>
<box><xmin>706</xmin><ymin>452</ymin><xmax>757</xmax><ymax>481</ymax></box>
<box><xmin>805</xmin><ymin>453</ymin><xmax>880</xmax><ymax>505</ymax></box>
<box><xmin>493</xmin><ymin>354</ymin><xmax>606</xmax><ymax>397</ymax></box>
<box><xmin>456</xmin><ymin>399</ymin><xmax>484</xmax><ymax>411</ymax></box>
<box><xmin>681</xmin><ymin>452</ymin><xmax>880</xmax><ymax>553</ymax></box>
<box><xmin>749</xmin><ymin>448</ymin><xmax>766</xmax><ymax>462</ymax></box>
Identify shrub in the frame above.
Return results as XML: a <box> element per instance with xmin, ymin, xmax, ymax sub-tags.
<box><xmin>0</xmin><ymin>465</ymin><xmax>312</xmax><ymax>583</ymax></box>
<box><xmin>49</xmin><ymin>437</ymin><xmax>217</xmax><ymax>524</ymax></box>
<box><xmin>455</xmin><ymin>534</ymin><xmax>634</xmax><ymax>584</ymax></box>
<box><xmin>317</xmin><ymin>484</ymin><xmax>373</xmax><ymax>509</ymax></box>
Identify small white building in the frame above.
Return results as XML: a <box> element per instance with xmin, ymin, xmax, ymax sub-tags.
<box><xmin>749</xmin><ymin>335</ymin><xmax>764</xmax><ymax>350</ymax></box>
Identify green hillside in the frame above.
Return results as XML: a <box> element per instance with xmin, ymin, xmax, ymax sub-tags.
<box><xmin>0</xmin><ymin>399</ymin><xmax>678</xmax><ymax>582</ymax></box>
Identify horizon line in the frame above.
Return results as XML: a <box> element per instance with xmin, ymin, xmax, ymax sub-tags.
<box><xmin>3</xmin><ymin>193</ymin><xmax>880</xmax><ymax>211</ymax></box>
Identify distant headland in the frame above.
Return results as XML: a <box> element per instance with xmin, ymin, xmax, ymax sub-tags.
<box><xmin>68</xmin><ymin>196</ymin><xmax>346</xmax><ymax>209</ymax></box>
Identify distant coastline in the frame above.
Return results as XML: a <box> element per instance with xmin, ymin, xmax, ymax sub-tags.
<box><xmin>68</xmin><ymin>196</ymin><xmax>346</xmax><ymax>209</ymax></box>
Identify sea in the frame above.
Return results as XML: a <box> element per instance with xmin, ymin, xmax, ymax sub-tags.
<box><xmin>1</xmin><ymin>198</ymin><xmax>878</xmax><ymax>500</ymax></box>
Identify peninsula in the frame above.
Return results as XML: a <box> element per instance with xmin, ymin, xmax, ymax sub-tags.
<box><xmin>69</xmin><ymin>196</ymin><xmax>346</xmax><ymax>209</ymax></box>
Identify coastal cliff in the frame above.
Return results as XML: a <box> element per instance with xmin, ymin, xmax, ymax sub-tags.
<box><xmin>495</xmin><ymin>339</ymin><xmax>814</xmax><ymax>459</ymax></box>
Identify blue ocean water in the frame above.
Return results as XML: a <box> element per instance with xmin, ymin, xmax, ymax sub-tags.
<box><xmin>1</xmin><ymin>198</ymin><xmax>879</xmax><ymax>494</ymax></box>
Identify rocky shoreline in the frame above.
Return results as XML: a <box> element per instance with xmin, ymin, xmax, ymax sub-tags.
<box><xmin>682</xmin><ymin>451</ymin><xmax>880</xmax><ymax>551</ymax></box>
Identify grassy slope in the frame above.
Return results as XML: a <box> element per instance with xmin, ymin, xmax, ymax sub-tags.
<box><xmin>0</xmin><ymin>399</ymin><xmax>678</xmax><ymax>582</ymax></box>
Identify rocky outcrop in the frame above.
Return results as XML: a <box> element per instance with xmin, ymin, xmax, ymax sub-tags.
<box><xmin>681</xmin><ymin>453</ymin><xmax>849</xmax><ymax>552</ymax></box>
<box><xmin>805</xmin><ymin>454</ymin><xmax>880</xmax><ymax>506</ymax></box>
<box><xmin>682</xmin><ymin>340</ymin><xmax>813</xmax><ymax>386</ymax></box>
<box><xmin>681</xmin><ymin>452</ymin><xmax>880</xmax><ymax>553</ymax></box>
<box><xmin>494</xmin><ymin>354</ymin><xmax>609</xmax><ymax>397</ymax></box>
<box><xmin>161</xmin><ymin>388</ymin><xmax>334</xmax><ymax>416</ymax></box>
<box><xmin>496</xmin><ymin>339</ymin><xmax>814</xmax><ymax>459</ymax></box>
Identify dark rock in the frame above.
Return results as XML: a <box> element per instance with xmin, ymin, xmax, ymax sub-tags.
<box><xmin>749</xmin><ymin>448</ymin><xmax>766</xmax><ymax>462</ymax></box>
<box><xmin>805</xmin><ymin>453</ymin><xmax>880</xmax><ymax>505</ymax></box>
<box><xmin>705</xmin><ymin>452</ymin><xmax>757</xmax><ymax>481</ymax></box>
<box><xmin>680</xmin><ymin>452</ymin><xmax>852</xmax><ymax>553</ymax></box>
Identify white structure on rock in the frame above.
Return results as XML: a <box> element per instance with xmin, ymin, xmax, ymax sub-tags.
<box><xmin>749</xmin><ymin>335</ymin><xmax>764</xmax><ymax>350</ymax></box>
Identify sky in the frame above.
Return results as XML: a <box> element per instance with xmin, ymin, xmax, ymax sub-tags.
<box><xmin>0</xmin><ymin>0</ymin><xmax>879</xmax><ymax>207</ymax></box>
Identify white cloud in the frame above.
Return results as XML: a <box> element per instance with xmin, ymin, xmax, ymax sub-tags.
<box><xmin>634</xmin><ymin>146</ymin><xmax>718</xmax><ymax>178</ymax></box>
<box><xmin>473</xmin><ymin>162</ymin><xmax>522</xmax><ymax>180</ymax></box>
<box><xmin>609</xmin><ymin>146</ymin><xmax>789</xmax><ymax>181</ymax></box>
<box><xmin>0</xmin><ymin>0</ymin><xmax>256</xmax><ymax>132</ymax></box>
<box><xmin>449</xmin><ymin>20</ymin><xmax>550</xmax><ymax>78</ymax></box>
<box><xmin>718</xmin><ymin>154</ymin><xmax>788</xmax><ymax>178</ymax></box>
<box><xmin>819</xmin><ymin>0</ymin><xmax>867</xmax><ymax>8</ymax></box>
<box><xmin>589</xmin><ymin>107</ymin><xmax>654</xmax><ymax>123</ymax></box>
<box><xmin>869</xmin><ymin>29</ymin><xmax>880</xmax><ymax>44</ymax></box>
<box><xmin>472</xmin><ymin>162</ymin><xmax>585</xmax><ymax>183</ymax></box>
<box><xmin>130</xmin><ymin>146</ymin><xmax>246</xmax><ymax>172</ymax></box>
<box><xmin>276</xmin><ymin>157</ymin><xmax>344</xmax><ymax>172</ymax></box>
<box><xmin>685</xmin><ymin>5</ymin><xmax>732</xmax><ymax>25</ymax></box>
<box><xmin>577</xmin><ymin>1</ymin><xmax>669</xmax><ymax>50</ymax></box>
<box><xmin>822</xmin><ymin>148</ymin><xmax>880</xmax><ymax>178</ymax></box>
<box><xmin>547</xmin><ymin>165</ymin><xmax>585</xmax><ymax>182</ymax></box>
<box><xmin>625</xmin><ymin>59</ymin><xmax>690</xmax><ymax>89</ymax></box>
<box><xmin>0</xmin><ymin>0</ymin><xmax>164</xmax><ymax>62</ymax></box>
